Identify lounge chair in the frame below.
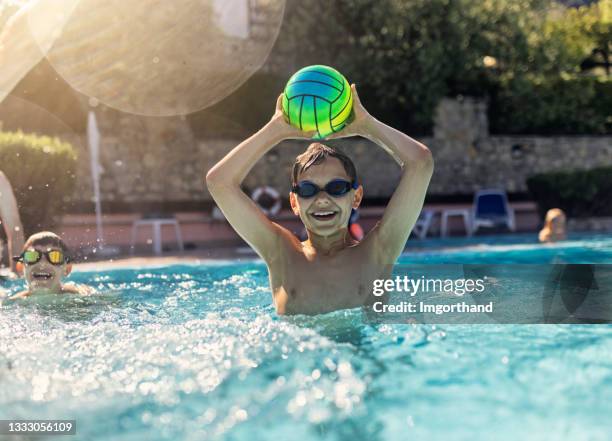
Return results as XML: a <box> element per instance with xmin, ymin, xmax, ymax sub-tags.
<box><xmin>471</xmin><ymin>189</ymin><xmax>516</xmax><ymax>234</ymax></box>
<box><xmin>412</xmin><ymin>209</ymin><xmax>435</xmax><ymax>239</ymax></box>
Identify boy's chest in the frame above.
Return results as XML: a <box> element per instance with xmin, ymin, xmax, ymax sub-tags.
<box><xmin>269</xmin><ymin>250</ymin><xmax>390</xmax><ymax>315</ymax></box>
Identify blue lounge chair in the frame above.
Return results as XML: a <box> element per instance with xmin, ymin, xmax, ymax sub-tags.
<box><xmin>471</xmin><ymin>189</ymin><xmax>516</xmax><ymax>234</ymax></box>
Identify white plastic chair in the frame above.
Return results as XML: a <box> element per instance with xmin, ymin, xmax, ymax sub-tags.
<box><xmin>130</xmin><ymin>217</ymin><xmax>184</xmax><ymax>255</ymax></box>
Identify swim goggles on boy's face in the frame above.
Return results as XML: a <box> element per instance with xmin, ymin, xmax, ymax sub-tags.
<box><xmin>291</xmin><ymin>179</ymin><xmax>358</xmax><ymax>198</ymax></box>
<box><xmin>14</xmin><ymin>249</ymin><xmax>70</xmax><ymax>266</ymax></box>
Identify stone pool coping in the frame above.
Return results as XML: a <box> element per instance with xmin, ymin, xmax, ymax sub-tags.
<box><xmin>74</xmin><ymin>248</ymin><xmax>260</xmax><ymax>270</ymax></box>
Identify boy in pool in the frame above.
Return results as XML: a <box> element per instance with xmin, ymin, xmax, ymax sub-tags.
<box><xmin>207</xmin><ymin>85</ymin><xmax>433</xmax><ymax>315</ymax></box>
<box><xmin>8</xmin><ymin>231</ymin><xmax>91</xmax><ymax>299</ymax></box>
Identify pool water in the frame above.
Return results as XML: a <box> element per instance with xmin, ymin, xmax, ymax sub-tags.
<box><xmin>402</xmin><ymin>232</ymin><xmax>612</xmax><ymax>264</ymax></box>
<box><xmin>1</xmin><ymin>234</ymin><xmax>611</xmax><ymax>440</ymax></box>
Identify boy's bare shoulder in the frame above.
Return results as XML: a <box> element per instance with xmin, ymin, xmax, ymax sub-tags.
<box><xmin>265</xmin><ymin>222</ymin><xmax>303</xmax><ymax>257</ymax></box>
<box><xmin>356</xmin><ymin>222</ymin><xmax>401</xmax><ymax>264</ymax></box>
<box><xmin>6</xmin><ymin>285</ymin><xmax>94</xmax><ymax>300</ymax></box>
<box><xmin>7</xmin><ymin>290</ymin><xmax>31</xmax><ymax>300</ymax></box>
<box><xmin>62</xmin><ymin>283</ymin><xmax>95</xmax><ymax>295</ymax></box>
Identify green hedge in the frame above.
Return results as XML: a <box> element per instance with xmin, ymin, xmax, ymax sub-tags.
<box><xmin>490</xmin><ymin>76</ymin><xmax>612</xmax><ymax>135</ymax></box>
<box><xmin>526</xmin><ymin>166</ymin><xmax>612</xmax><ymax>218</ymax></box>
<box><xmin>0</xmin><ymin>131</ymin><xmax>77</xmax><ymax>236</ymax></box>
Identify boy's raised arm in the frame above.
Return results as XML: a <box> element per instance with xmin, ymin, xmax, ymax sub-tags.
<box><xmin>0</xmin><ymin>171</ymin><xmax>25</xmax><ymax>271</ymax></box>
<box><xmin>328</xmin><ymin>85</ymin><xmax>434</xmax><ymax>262</ymax></box>
<box><xmin>205</xmin><ymin>96</ymin><xmax>314</xmax><ymax>261</ymax></box>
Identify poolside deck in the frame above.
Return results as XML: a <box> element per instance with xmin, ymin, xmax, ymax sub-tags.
<box><xmin>57</xmin><ymin>202</ymin><xmax>540</xmax><ymax>259</ymax></box>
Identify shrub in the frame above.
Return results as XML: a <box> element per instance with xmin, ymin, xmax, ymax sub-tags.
<box><xmin>0</xmin><ymin>131</ymin><xmax>77</xmax><ymax>236</ymax></box>
<box><xmin>490</xmin><ymin>76</ymin><xmax>612</xmax><ymax>135</ymax></box>
<box><xmin>526</xmin><ymin>167</ymin><xmax>612</xmax><ymax>218</ymax></box>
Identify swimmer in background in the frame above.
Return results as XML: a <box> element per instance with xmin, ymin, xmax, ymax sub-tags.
<box><xmin>538</xmin><ymin>208</ymin><xmax>567</xmax><ymax>243</ymax></box>
<box><xmin>8</xmin><ymin>231</ymin><xmax>92</xmax><ymax>300</ymax></box>
<box><xmin>0</xmin><ymin>170</ymin><xmax>25</xmax><ymax>277</ymax></box>
<box><xmin>207</xmin><ymin>85</ymin><xmax>433</xmax><ymax>315</ymax></box>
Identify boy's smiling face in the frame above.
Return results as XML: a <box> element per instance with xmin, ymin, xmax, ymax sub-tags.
<box><xmin>290</xmin><ymin>157</ymin><xmax>363</xmax><ymax>236</ymax></box>
<box><xmin>18</xmin><ymin>247</ymin><xmax>72</xmax><ymax>293</ymax></box>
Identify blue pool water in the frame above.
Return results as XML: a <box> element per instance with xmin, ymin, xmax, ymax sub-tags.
<box><xmin>1</xmin><ymin>234</ymin><xmax>611</xmax><ymax>440</ymax></box>
<box><xmin>402</xmin><ymin>232</ymin><xmax>612</xmax><ymax>264</ymax></box>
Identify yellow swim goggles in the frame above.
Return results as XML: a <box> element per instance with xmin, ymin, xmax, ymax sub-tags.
<box><xmin>15</xmin><ymin>249</ymin><xmax>70</xmax><ymax>266</ymax></box>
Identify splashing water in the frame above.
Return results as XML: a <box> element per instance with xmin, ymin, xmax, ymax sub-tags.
<box><xmin>1</xmin><ymin>234</ymin><xmax>612</xmax><ymax>440</ymax></box>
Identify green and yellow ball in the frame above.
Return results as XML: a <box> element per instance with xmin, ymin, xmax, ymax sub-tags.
<box><xmin>282</xmin><ymin>65</ymin><xmax>353</xmax><ymax>139</ymax></box>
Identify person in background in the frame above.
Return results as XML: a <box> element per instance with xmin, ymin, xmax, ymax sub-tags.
<box><xmin>538</xmin><ymin>208</ymin><xmax>567</xmax><ymax>243</ymax></box>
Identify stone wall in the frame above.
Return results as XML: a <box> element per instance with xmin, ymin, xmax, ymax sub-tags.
<box><xmin>427</xmin><ymin>97</ymin><xmax>611</xmax><ymax>194</ymax></box>
<box><xmin>427</xmin><ymin>135</ymin><xmax>612</xmax><ymax>195</ymax></box>
<box><xmin>64</xmin><ymin>98</ymin><xmax>612</xmax><ymax>209</ymax></box>
<box><xmin>568</xmin><ymin>217</ymin><xmax>612</xmax><ymax>233</ymax></box>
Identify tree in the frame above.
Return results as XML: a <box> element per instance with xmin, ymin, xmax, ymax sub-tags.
<box><xmin>272</xmin><ymin>0</ymin><xmax>610</xmax><ymax>134</ymax></box>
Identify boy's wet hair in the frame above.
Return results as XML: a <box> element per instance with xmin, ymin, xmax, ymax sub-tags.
<box><xmin>22</xmin><ymin>231</ymin><xmax>70</xmax><ymax>255</ymax></box>
<box><xmin>291</xmin><ymin>143</ymin><xmax>357</xmax><ymax>186</ymax></box>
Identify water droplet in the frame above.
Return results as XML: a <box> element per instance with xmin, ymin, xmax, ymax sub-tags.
<box><xmin>234</xmin><ymin>409</ymin><xmax>247</xmax><ymax>421</ymax></box>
